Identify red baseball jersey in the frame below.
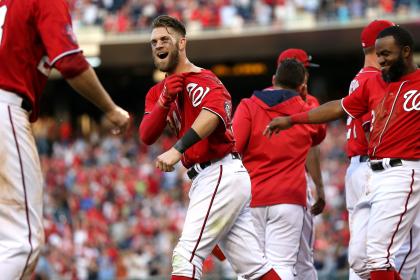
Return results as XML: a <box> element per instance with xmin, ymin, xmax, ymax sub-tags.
<box><xmin>0</xmin><ymin>0</ymin><xmax>81</xmax><ymax>121</ymax></box>
<box><xmin>345</xmin><ymin>67</ymin><xmax>381</xmax><ymax>157</ymax></box>
<box><xmin>306</xmin><ymin>93</ymin><xmax>320</xmax><ymax>108</ymax></box>
<box><xmin>342</xmin><ymin>69</ymin><xmax>420</xmax><ymax>159</ymax></box>
<box><xmin>144</xmin><ymin>70</ymin><xmax>235</xmax><ymax>168</ymax></box>
<box><xmin>233</xmin><ymin>89</ymin><xmax>326</xmax><ymax>207</ymax></box>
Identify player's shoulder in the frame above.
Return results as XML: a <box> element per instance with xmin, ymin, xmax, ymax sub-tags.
<box><xmin>146</xmin><ymin>80</ymin><xmax>164</xmax><ymax>97</ymax></box>
<box><xmin>185</xmin><ymin>69</ymin><xmax>224</xmax><ymax>87</ymax></box>
<box><xmin>306</xmin><ymin>94</ymin><xmax>320</xmax><ymax>107</ymax></box>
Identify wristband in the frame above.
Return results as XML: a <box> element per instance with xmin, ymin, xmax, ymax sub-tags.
<box><xmin>290</xmin><ymin>112</ymin><xmax>309</xmax><ymax>124</ymax></box>
<box><xmin>173</xmin><ymin>128</ymin><xmax>201</xmax><ymax>153</ymax></box>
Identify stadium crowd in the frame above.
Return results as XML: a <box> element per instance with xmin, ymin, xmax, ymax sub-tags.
<box><xmin>69</xmin><ymin>0</ymin><xmax>420</xmax><ymax>33</ymax></box>
<box><xmin>33</xmin><ymin>116</ymin><xmax>350</xmax><ymax>279</ymax></box>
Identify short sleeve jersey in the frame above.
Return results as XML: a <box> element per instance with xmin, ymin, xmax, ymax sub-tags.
<box><xmin>345</xmin><ymin>67</ymin><xmax>381</xmax><ymax>157</ymax></box>
<box><xmin>144</xmin><ymin>70</ymin><xmax>235</xmax><ymax>168</ymax></box>
<box><xmin>342</xmin><ymin>70</ymin><xmax>420</xmax><ymax>159</ymax></box>
<box><xmin>0</xmin><ymin>0</ymin><xmax>82</xmax><ymax>120</ymax></box>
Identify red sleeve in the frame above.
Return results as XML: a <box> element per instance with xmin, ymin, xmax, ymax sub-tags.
<box><xmin>35</xmin><ymin>0</ymin><xmax>82</xmax><ymax>66</ymax></box>
<box><xmin>139</xmin><ymin>86</ymin><xmax>169</xmax><ymax>145</ymax></box>
<box><xmin>361</xmin><ymin>112</ymin><xmax>372</xmax><ymax>131</ymax></box>
<box><xmin>341</xmin><ymin>79</ymin><xmax>370</xmax><ymax>119</ymax></box>
<box><xmin>232</xmin><ymin>100</ymin><xmax>252</xmax><ymax>155</ymax></box>
<box><xmin>54</xmin><ymin>52</ymin><xmax>89</xmax><ymax>79</ymax></box>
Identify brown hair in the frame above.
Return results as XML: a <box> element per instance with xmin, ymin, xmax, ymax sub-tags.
<box><xmin>152</xmin><ymin>15</ymin><xmax>186</xmax><ymax>37</ymax></box>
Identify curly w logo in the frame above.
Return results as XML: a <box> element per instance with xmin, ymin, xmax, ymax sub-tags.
<box><xmin>403</xmin><ymin>90</ymin><xmax>420</xmax><ymax>112</ymax></box>
<box><xmin>186</xmin><ymin>83</ymin><xmax>210</xmax><ymax>107</ymax></box>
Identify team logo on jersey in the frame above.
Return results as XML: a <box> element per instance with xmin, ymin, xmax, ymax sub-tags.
<box><xmin>403</xmin><ymin>90</ymin><xmax>420</xmax><ymax>111</ymax></box>
<box><xmin>186</xmin><ymin>83</ymin><xmax>210</xmax><ymax>107</ymax></box>
<box><xmin>349</xmin><ymin>79</ymin><xmax>359</xmax><ymax>94</ymax></box>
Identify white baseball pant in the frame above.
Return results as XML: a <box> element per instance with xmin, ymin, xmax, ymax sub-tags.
<box><xmin>349</xmin><ymin>160</ymin><xmax>420</xmax><ymax>279</ymax></box>
<box><xmin>172</xmin><ymin>154</ymin><xmax>273</xmax><ymax>279</ymax></box>
<box><xmin>295</xmin><ymin>185</ymin><xmax>317</xmax><ymax>280</ymax></box>
<box><xmin>0</xmin><ymin>90</ymin><xmax>44</xmax><ymax>280</ymax></box>
<box><xmin>250</xmin><ymin>204</ymin><xmax>305</xmax><ymax>280</ymax></box>
<box><xmin>345</xmin><ymin>156</ymin><xmax>371</xmax><ymax>280</ymax></box>
<box><xmin>395</xmin><ymin>213</ymin><xmax>420</xmax><ymax>280</ymax></box>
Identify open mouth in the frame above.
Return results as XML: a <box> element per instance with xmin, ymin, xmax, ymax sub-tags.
<box><xmin>157</xmin><ymin>52</ymin><xmax>169</xmax><ymax>59</ymax></box>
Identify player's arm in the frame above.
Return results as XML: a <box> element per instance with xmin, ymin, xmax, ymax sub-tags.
<box><xmin>139</xmin><ymin>74</ymin><xmax>184</xmax><ymax>145</ymax></box>
<box><xmin>232</xmin><ymin>101</ymin><xmax>252</xmax><ymax>155</ymax></box>
<box><xmin>264</xmin><ymin>100</ymin><xmax>345</xmax><ymax>136</ymax></box>
<box><xmin>56</xmin><ymin>54</ymin><xmax>129</xmax><ymax>134</ymax></box>
<box><xmin>306</xmin><ymin>146</ymin><xmax>326</xmax><ymax>215</ymax></box>
<box><xmin>156</xmin><ymin>109</ymin><xmax>220</xmax><ymax>172</ymax></box>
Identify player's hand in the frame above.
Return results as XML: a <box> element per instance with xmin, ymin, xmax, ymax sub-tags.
<box><xmin>105</xmin><ymin>106</ymin><xmax>130</xmax><ymax>135</ymax></box>
<box><xmin>263</xmin><ymin>116</ymin><xmax>292</xmax><ymax>137</ymax></box>
<box><xmin>156</xmin><ymin>147</ymin><xmax>182</xmax><ymax>172</ymax></box>
<box><xmin>159</xmin><ymin>74</ymin><xmax>184</xmax><ymax>108</ymax></box>
<box><xmin>310</xmin><ymin>196</ymin><xmax>326</xmax><ymax>216</ymax></box>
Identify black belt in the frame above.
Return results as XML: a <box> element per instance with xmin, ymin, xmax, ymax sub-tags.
<box><xmin>18</xmin><ymin>95</ymin><xmax>32</xmax><ymax>112</ymax></box>
<box><xmin>359</xmin><ymin>155</ymin><xmax>369</xmax><ymax>162</ymax></box>
<box><xmin>370</xmin><ymin>159</ymin><xmax>403</xmax><ymax>171</ymax></box>
<box><xmin>187</xmin><ymin>152</ymin><xmax>241</xmax><ymax>180</ymax></box>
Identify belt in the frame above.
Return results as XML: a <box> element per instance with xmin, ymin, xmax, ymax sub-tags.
<box><xmin>0</xmin><ymin>89</ymin><xmax>32</xmax><ymax>112</ymax></box>
<box><xmin>187</xmin><ymin>152</ymin><xmax>241</xmax><ymax>180</ymax></box>
<box><xmin>370</xmin><ymin>159</ymin><xmax>403</xmax><ymax>171</ymax></box>
<box><xmin>359</xmin><ymin>155</ymin><xmax>369</xmax><ymax>162</ymax></box>
<box><xmin>350</xmin><ymin>155</ymin><xmax>369</xmax><ymax>163</ymax></box>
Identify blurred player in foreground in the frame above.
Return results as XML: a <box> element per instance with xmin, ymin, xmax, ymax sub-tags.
<box><xmin>0</xmin><ymin>0</ymin><xmax>129</xmax><ymax>278</ymax></box>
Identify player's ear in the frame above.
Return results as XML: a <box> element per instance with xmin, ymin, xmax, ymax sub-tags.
<box><xmin>178</xmin><ymin>36</ymin><xmax>187</xmax><ymax>51</ymax></box>
<box><xmin>297</xmin><ymin>83</ymin><xmax>307</xmax><ymax>101</ymax></box>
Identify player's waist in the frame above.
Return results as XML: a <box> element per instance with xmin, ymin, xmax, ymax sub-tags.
<box><xmin>369</xmin><ymin>158</ymin><xmax>420</xmax><ymax>172</ymax></box>
<box><xmin>0</xmin><ymin>88</ymin><xmax>32</xmax><ymax>112</ymax></box>
<box><xmin>350</xmin><ymin>155</ymin><xmax>369</xmax><ymax>164</ymax></box>
<box><xmin>186</xmin><ymin>152</ymin><xmax>241</xmax><ymax>181</ymax></box>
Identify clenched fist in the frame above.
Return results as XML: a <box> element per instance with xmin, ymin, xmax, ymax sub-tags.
<box><xmin>159</xmin><ymin>74</ymin><xmax>184</xmax><ymax>108</ymax></box>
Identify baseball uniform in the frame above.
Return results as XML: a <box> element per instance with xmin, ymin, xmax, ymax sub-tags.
<box><xmin>343</xmin><ymin>70</ymin><xmax>420</xmax><ymax>279</ymax></box>
<box><xmin>233</xmin><ymin>89</ymin><xmax>326</xmax><ymax>280</ymax></box>
<box><xmin>142</xmin><ymin>70</ymin><xmax>275</xmax><ymax>280</ymax></box>
<box><xmin>0</xmin><ymin>0</ymin><xmax>82</xmax><ymax>278</ymax></box>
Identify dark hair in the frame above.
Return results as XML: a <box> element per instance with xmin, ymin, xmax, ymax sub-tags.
<box><xmin>377</xmin><ymin>26</ymin><xmax>414</xmax><ymax>51</ymax></box>
<box><xmin>274</xmin><ymin>59</ymin><xmax>306</xmax><ymax>89</ymax></box>
<box><xmin>152</xmin><ymin>15</ymin><xmax>186</xmax><ymax>37</ymax></box>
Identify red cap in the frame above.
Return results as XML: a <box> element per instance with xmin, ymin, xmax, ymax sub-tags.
<box><xmin>277</xmin><ymin>48</ymin><xmax>319</xmax><ymax>68</ymax></box>
<box><xmin>361</xmin><ymin>20</ymin><xmax>395</xmax><ymax>48</ymax></box>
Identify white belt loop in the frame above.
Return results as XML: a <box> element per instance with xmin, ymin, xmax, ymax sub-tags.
<box><xmin>0</xmin><ymin>89</ymin><xmax>23</xmax><ymax>107</ymax></box>
<box><xmin>350</xmin><ymin>155</ymin><xmax>360</xmax><ymax>164</ymax></box>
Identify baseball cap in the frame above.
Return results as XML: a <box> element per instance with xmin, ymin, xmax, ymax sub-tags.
<box><xmin>361</xmin><ymin>20</ymin><xmax>396</xmax><ymax>48</ymax></box>
<box><xmin>277</xmin><ymin>48</ymin><xmax>319</xmax><ymax>68</ymax></box>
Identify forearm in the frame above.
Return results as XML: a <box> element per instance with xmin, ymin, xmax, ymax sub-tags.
<box><xmin>306</xmin><ymin>146</ymin><xmax>324</xmax><ymax>189</ymax></box>
<box><xmin>292</xmin><ymin>100</ymin><xmax>345</xmax><ymax>124</ymax></box>
<box><xmin>66</xmin><ymin>67</ymin><xmax>116</xmax><ymax>113</ymax></box>
<box><xmin>139</xmin><ymin>104</ymin><xmax>170</xmax><ymax>145</ymax></box>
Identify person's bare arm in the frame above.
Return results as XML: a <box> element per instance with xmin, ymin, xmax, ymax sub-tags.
<box><xmin>306</xmin><ymin>146</ymin><xmax>326</xmax><ymax>215</ymax></box>
<box><xmin>264</xmin><ymin>100</ymin><xmax>345</xmax><ymax>136</ymax></box>
<box><xmin>156</xmin><ymin>109</ymin><xmax>219</xmax><ymax>172</ymax></box>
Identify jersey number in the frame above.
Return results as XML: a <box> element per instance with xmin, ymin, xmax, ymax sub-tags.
<box><xmin>0</xmin><ymin>6</ymin><xmax>7</xmax><ymax>44</ymax></box>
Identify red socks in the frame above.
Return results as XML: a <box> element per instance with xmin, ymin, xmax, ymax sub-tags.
<box><xmin>260</xmin><ymin>268</ymin><xmax>282</xmax><ymax>280</ymax></box>
<box><xmin>370</xmin><ymin>270</ymin><xmax>401</xmax><ymax>280</ymax></box>
<box><xmin>171</xmin><ymin>276</ymin><xmax>194</xmax><ymax>280</ymax></box>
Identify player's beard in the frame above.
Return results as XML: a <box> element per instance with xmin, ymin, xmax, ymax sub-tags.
<box><xmin>154</xmin><ymin>44</ymin><xmax>180</xmax><ymax>73</ymax></box>
<box><xmin>382</xmin><ymin>52</ymin><xmax>406</xmax><ymax>83</ymax></box>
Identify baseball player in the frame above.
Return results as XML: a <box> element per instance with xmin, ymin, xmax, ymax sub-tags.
<box><xmin>265</xmin><ymin>26</ymin><xmax>420</xmax><ymax>280</ymax></box>
<box><xmin>0</xmin><ymin>0</ymin><xmax>130</xmax><ymax>278</ymax></box>
<box><xmin>139</xmin><ymin>15</ymin><xmax>280</xmax><ymax>280</ymax></box>
<box><xmin>232</xmin><ymin>59</ymin><xmax>326</xmax><ymax>280</ymax></box>
<box><xmin>345</xmin><ymin>19</ymin><xmax>395</xmax><ymax>280</ymax></box>
<box><xmin>276</xmin><ymin>49</ymin><xmax>326</xmax><ymax>280</ymax></box>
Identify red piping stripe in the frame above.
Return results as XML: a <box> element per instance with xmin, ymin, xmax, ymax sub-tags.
<box><xmin>398</xmin><ymin>228</ymin><xmax>413</xmax><ymax>274</ymax></box>
<box><xmin>8</xmin><ymin>106</ymin><xmax>33</xmax><ymax>279</ymax></box>
<box><xmin>189</xmin><ymin>165</ymin><xmax>223</xmax><ymax>262</ymax></box>
<box><xmin>385</xmin><ymin>169</ymin><xmax>415</xmax><ymax>266</ymax></box>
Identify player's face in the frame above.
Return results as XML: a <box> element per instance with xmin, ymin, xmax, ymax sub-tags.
<box><xmin>376</xmin><ymin>36</ymin><xmax>408</xmax><ymax>82</ymax></box>
<box><xmin>151</xmin><ymin>27</ymin><xmax>181</xmax><ymax>73</ymax></box>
